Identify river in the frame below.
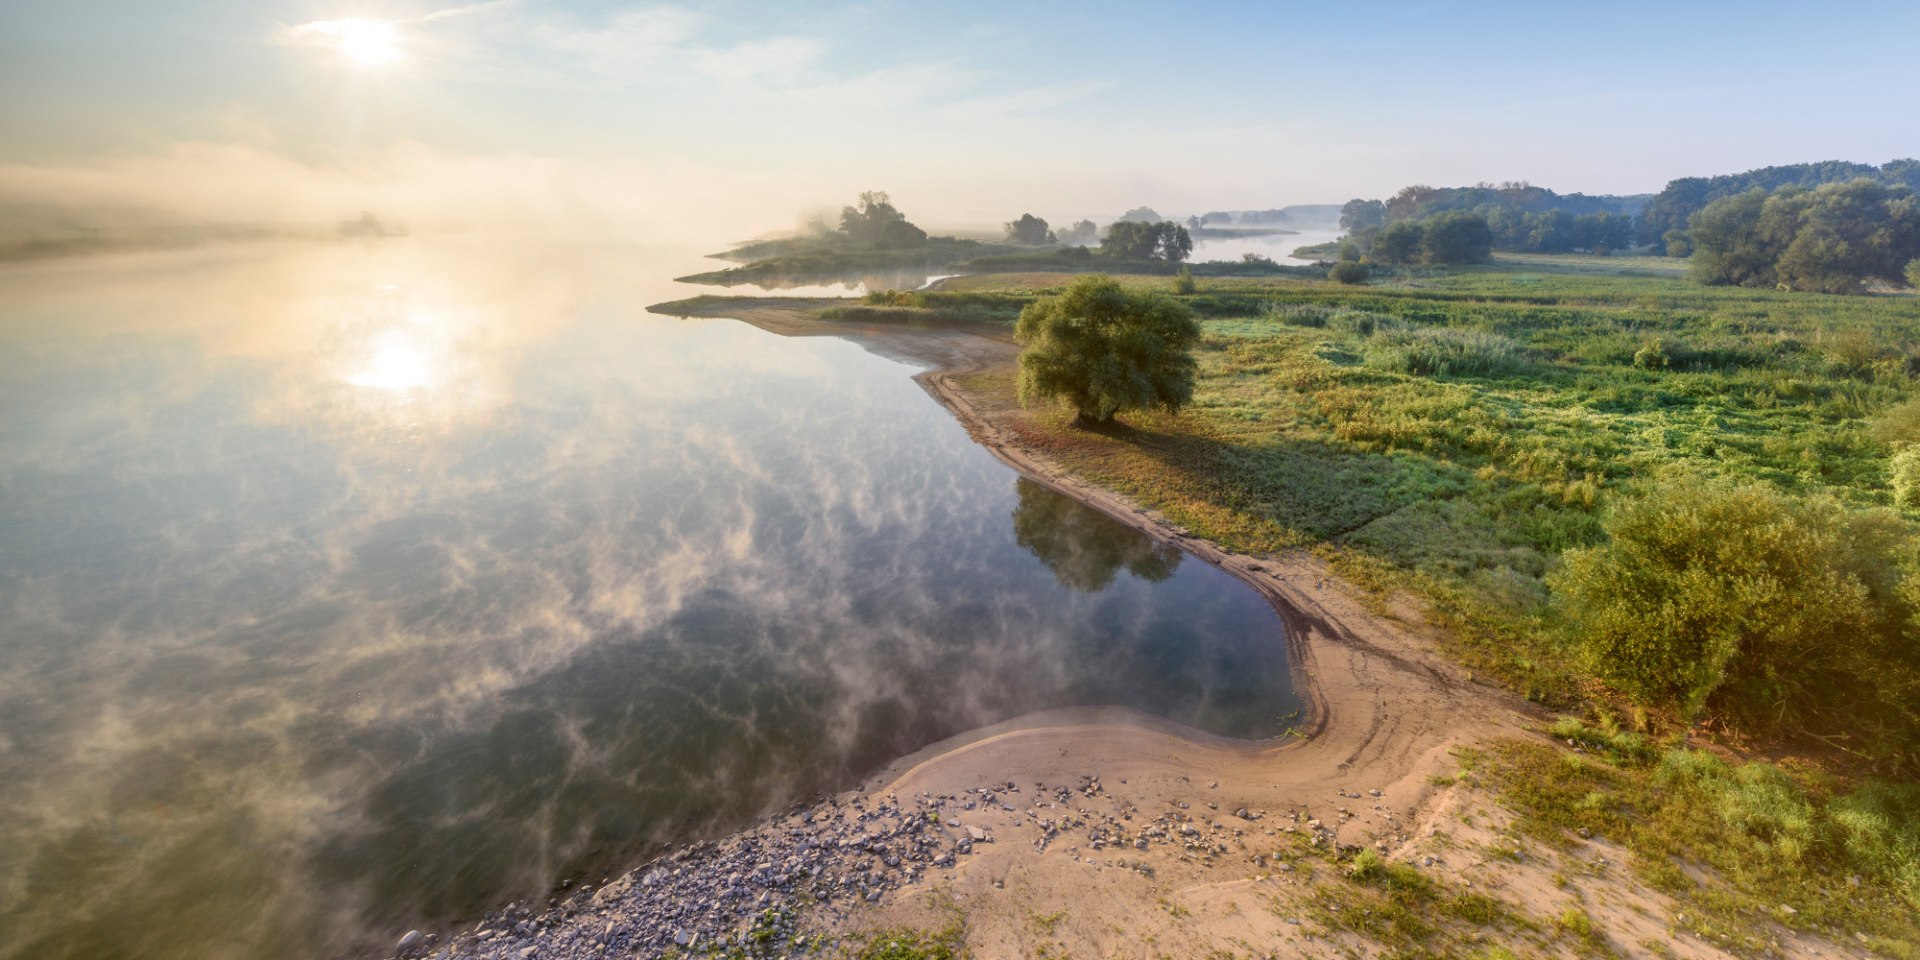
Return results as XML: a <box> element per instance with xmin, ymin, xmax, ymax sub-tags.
<box><xmin>0</xmin><ymin>239</ymin><xmax>1298</xmax><ymax>960</ymax></box>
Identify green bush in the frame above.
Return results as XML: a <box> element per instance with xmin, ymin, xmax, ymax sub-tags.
<box><xmin>1828</xmin><ymin>780</ymin><xmax>1920</xmax><ymax>907</ymax></box>
<box><xmin>1550</xmin><ymin>478</ymin><xmax>1920</xmax><ymax>763</ymax></box>
<box><xmin>1893</xmin><ymin>446</ymin><xmax>1920</xmax><ymax>508</ymax></box>
<box><xmin>1327</xmin><ymin>309</ymin><xmax>1402</xmax><ymax>338</ymax></box>
<box><xmin>1363</xmin><ymin>327</ymin><xmax>1527</xmax><ymax>377</ymax></box>
<box><xmin>1172</xmin><ymin>265</ymin><xmax>1197</xmax><ymax>295</ymax></box>
<box><xmin>1907</xmin><ymin>258</ymin><xmax>1920</xmax><ymax>289</ymax></box>
<box><xmin>1875</xmin><ymin>399</ymin><xmax>1920</xmax><ymax>446</ymax></box>
<box><xmin>1632</xmin><ymin>337</ymin><xmax>1671</xmax><ymax>370</ymax></box>
<box><xmin>1649</xmin><ymin>748</ymin><xmax>1920</xmax><ymax>910</ymax></box>
<box><xmin>1328</xmin><ymin>260</ymin><xmax>1372</xmax><ymax>284</ymax></box>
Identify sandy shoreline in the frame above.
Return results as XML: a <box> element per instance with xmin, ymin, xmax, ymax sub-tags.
<box><xmin>397</xmin><ymin>301</ymin><xmax>1861</xmax><ymax>960</ymax></box>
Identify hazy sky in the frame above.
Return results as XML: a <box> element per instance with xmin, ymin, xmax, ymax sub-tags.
<box><xmin>4</xmin><ymin>0</ymin><xmax>1918</xmax><ymax>233</ymax></box>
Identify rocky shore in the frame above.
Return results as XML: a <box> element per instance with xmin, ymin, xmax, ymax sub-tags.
<box><xmin>389</xmin><ymin>766</ymin><xmax>1390</xmax><ymax>960</ymax></box>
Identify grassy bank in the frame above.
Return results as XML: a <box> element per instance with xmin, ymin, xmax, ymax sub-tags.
<box><xmin>946</xmin><ymin>262</ymin><xmax>1920</xmax><ymax>710</ymax></box>
<box><xmin>932</xmin><ymin>257</ymin><xmax>1920</xmax><ymax>952</ymax></box>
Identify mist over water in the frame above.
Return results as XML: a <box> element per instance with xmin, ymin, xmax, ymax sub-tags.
<box><xmin>0</xmin><ymin>240</ymin><xmax>1297</xmax><ymax>960</ymax></box>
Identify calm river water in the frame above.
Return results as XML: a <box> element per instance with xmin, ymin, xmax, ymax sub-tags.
<box><xmin>0</xmin><ymin>240</ymin><xmax>1297</xmax><ymax>960</ymax></box>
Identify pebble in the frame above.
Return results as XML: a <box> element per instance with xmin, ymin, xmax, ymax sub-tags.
<box><xmin>381</xmin><ymin>774</ymin><xmax>1326</xmax><ymax>960</ymax></box>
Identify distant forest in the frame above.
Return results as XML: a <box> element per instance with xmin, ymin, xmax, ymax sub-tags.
<box><xmin>1334</xmin><ymin>159</ymin><xmax>1920</xmax><ymax>292</ymax></box>
<box><xmin>1638</xmin><ymin>158</ymin><xmax>1920</xmax><ymax>250</ymax></box>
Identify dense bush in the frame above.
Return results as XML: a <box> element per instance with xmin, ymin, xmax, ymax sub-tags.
<box><xmin>1550</xmin><ymin>478</ymin><xmax>1920</xmax><ymax>766</ymax></box>
<box><xmin>1363</xmin><ymin>327</ymin><xmax>1526</xmax><ymax>377</ymax></box>
<box><xmin>1014</xmin><ymin>274</ymin><xmax>1200</xmax><ymax>424</ymax></box>
<box><xmin>1893</xmin><ymin>447</ymin><xmax>1920</xmax><ymax>508</ymax></box>
<box><xmin>1328</xmin><ymin>260</ymin><xmax>1371</xmax><ymax>284</ymax></box>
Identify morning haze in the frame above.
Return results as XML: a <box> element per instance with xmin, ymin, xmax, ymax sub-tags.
<box><xmin>2</xmin><ymin>3</ymin><xmax>1917</xmax><ymax>960</ymax></box>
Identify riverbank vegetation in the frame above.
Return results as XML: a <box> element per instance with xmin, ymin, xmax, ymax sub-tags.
<box><xmin>1335</xmin><ymin>162</ymin><xmax>1920</xmax><ymax>297</ymax></box>
<box><xmin>930</xmin><ymin>260</ymin><xmax>1920</xmax><ymax>772</ymax></box>
<box><xmin>679</xmin><ymin>193</ymin><xmax>1316</xmax><ymax>288</ymax></box>
<box><xmin>660</xmin><ymin>244</ymin><xmax>1920</xmax><ymax>953</ymax></box>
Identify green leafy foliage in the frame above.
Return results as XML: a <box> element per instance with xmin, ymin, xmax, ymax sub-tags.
<box><xmin>1689</xmin><ymin>179</ymin><xmax>1920</xmax><ymax>293</ymax></box>
<box><xmin>1549</xmin><ymin>478</ymin><xmax>1920</xmax><ymax>762</ymax></box>
<box><xmin>1640</xmin><ymin>158</ymin><xmax>1920</xmax><ymax>249</ymax></box>
<box><xmin>1327</xmin><ymin>259</ymin><xmax>1371</xmax><ymax>284</ymax></box>
<box><xmin>850</xmin><ymin>927</ymin><xmax>965</xmax><ymax>960</ymax></box>
<box><xmin>1365</xmin><ymin>212</ymin><xmax>1494</xmax><ymax>265</ymax></box>
<box><xmin>1893</xmin><ymin>447</ymin><xmax>1920</xmax><ymax>508</ymax></box>
<box><xmin>1100</xmin><ymin>220</ymin><xmax>1193</xmax><ymax>262</ymax></box>
<box><xmin>1014</xmin><ymin>274</ymin><xmax>1200</xmax><ymax>424</ymax></box>
<box><xmin>1490</xmin><ymin>731</ymin><xmax>1920</xmax><ymax>941</ymax></box>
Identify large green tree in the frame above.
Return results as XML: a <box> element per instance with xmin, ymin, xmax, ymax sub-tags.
<box><xmin>1014</xmin><ymin>275</ymin><xmax>1200</xmax><ymax>425</ymax></box>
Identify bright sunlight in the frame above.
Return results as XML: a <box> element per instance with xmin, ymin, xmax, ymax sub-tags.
<box><xmin>294</xmin><ymin>18</ymin><xmax>401</xmax><ymax>67</ymax></box>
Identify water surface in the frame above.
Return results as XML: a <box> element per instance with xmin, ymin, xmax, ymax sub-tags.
<box><xmin>0</xmin><ymin>240</ymin><xmax>1297</xmax><ymax>960</ymax></box>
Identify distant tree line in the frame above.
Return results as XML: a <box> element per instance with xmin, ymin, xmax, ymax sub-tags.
<box><xmin>1687</xmin><ymin>178</ymin><xmax>1920</xmax><ymax>294</ymax></box>
<box><xmin>1340</xmin><ymin>182</ymin><xmax>1643</xmax><ymax>257</ymax></box>
<box><xmin>1363</xmin><ymin>211</ymin><xmax>1494</xmax><ymax>266</ymax></box>
<box><xmin>1639</xmin><ymin>158</ymin><xmax>1920</xmax><ymax>252</ymax></box>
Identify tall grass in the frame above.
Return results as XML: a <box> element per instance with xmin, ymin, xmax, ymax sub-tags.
<box><xmin>1363</xmin><ymin>327</ymin><xmax>1529</xmax><ymax>377</ymax></box>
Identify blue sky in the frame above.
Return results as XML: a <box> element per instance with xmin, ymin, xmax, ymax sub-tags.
<box><xmin>4</xmin><ymin>1</ymin><xmax>1918</xmax><ymax>231</ymax></box>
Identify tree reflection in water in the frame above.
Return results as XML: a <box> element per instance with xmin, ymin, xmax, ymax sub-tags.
<box><xmin>1010</xmin><ymin>477</ymin><xmax>1182</xmax><ymax>592</ymax></box>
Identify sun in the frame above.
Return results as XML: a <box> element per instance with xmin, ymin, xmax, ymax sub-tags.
<box><xmin>294</xmin><ymin>18</ymin><xmax>402</xmax><ymax>67</ymax></box>
<box><xmin>333</xmin><ymin>18</ymin><xmax>400</xmax><ymax>66</ymax></box>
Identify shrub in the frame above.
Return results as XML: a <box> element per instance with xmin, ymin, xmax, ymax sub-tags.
<box><xmin>1872</xmin><ymin>399</ymin><xmax>1920</xmax><ymax>446</ymax></box>
<box><xmin>1893</xmin><ymin>447</ymin><xmax>1920</xmax><ymax>509</ymax></box>
<box><xmin>1828</xmin><ymin>780</ymin><xmax>1920</xmax><ymax>908</ymax></box>
<box><xmin>1363</xmin><ymin>327</ymin><xmax>1527</xmax><ymax>377</ymax></box>
<box><xmin>1328</xmin><ymin>260</ymin><xmax>1372</xmax><ymax>284</ymax></box>
<box><xmin>1549</xmin><ymin>477</ymin><xmax>1920</xmax><ymax>762</ymax></box>
<box><xmin>1632</xmin><ymin>338</ymin><xmax>1671</xmax><ymax>371</ymax></box>
<box><xmin>1172</xmin><ymin>265</ymin><xmax>1197</xmax><ymax>295</ymax></box>
<box><xmin>1327</xmin><ymin>309</ymin><xmax>1401</xmax><ymax>338</ymax></box>
<box><xmin>1908</xmin><ymin>258</ymin><xmax>1920</xmax><ymax>289</ymax></box>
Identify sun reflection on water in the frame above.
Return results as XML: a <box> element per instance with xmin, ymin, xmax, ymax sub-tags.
<box><xmin>348</xmin><ymin>325</ymin><xmax>438</xmax><ymax>392</ymax></box>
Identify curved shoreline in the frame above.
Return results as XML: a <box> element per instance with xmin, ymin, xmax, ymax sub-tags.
<box><xmin>409</xmin><ymin>303</ymin><xmax>1543</xmax><ymax>960</ymax></box>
